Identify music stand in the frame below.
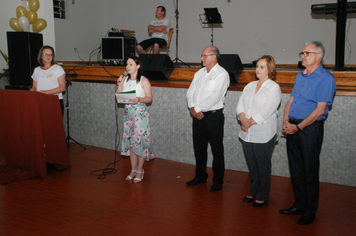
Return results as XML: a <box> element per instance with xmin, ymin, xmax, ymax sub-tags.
<box><xmin>203</xmin><ymin>8</ymin><xmax>223</xmax><ymax>45</ymax></box>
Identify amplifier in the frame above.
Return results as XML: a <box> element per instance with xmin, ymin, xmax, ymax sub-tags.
<box><xmin>101</xmin><ymin>36</ymin><xmax>136</xmax><ymax>64</ymax></box>
<box><xmin>108</xmin><ymin>32</ymin><xmax>124</xmax><ymax>37</ymax></box>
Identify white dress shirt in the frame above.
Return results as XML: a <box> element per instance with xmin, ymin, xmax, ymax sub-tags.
<box><xmin>187</xmin><ymin>63</ymin><xmax>230</xmax><ymax>113</ymax></box>
<box><xmin>236</xmin><ymin>79</ymin><xmax>281</xmax><ymax>143</ymax></box>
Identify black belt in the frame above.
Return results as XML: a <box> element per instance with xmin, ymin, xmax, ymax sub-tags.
<box><xmin>289</xmin><ymin>118</ymin><xmax>303</xmax><ymax>125</ymax></box>
<box><xmin>203</xmin><ymin>108</ymin><xmax>223</xmax><ymax>116</ymax></box>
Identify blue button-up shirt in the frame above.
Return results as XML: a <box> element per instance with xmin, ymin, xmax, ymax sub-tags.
<box><xmin>289</xmin><ymin>65</ymin><xmax>336</xmax><ymax>120</ymax></box>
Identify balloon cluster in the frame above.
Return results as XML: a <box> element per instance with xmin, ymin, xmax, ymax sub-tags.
<box><xmin>9</xmin><ymin>0</ymin><xmax>47</xmax><ymax>33</ymax></box>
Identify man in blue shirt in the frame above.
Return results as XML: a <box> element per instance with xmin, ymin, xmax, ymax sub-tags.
<box><xmin>280</xmin><ymin>41</ymin><xmax>336</xmax><ymax>225</ymax></box>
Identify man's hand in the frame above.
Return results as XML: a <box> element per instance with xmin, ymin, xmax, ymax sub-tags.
<box><xmin>282</xmin><ymin>120</ymin><xmax>297</xmax><ymax>134</ymax></box>
<box><xmin>190</xmin><ymin>107</ymin><xmax>204</xmax><ymax>120</ymax></box>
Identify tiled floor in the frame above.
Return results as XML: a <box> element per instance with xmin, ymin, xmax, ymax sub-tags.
<box><xmin>0</xmin><ymin>144</ymin><xmax>355</xmax><ymax>235</ymax></box>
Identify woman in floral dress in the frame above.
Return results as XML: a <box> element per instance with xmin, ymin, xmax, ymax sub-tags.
<box><xmin>116</xmin><ymin>56</ymin><xmax>155</xmax><ymax>183</ymax></box>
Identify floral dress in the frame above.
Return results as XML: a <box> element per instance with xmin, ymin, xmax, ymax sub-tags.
<box><xmin>120</xmin><ymin>77</ymin><xmax>155</xmax><ymax>161</ymax></box>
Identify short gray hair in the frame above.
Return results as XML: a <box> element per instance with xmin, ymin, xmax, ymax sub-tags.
<box><xmin>305</xmin><ymin>41</ymin><xmax>325</xmax><ymax>63</ymax></box>
<box><xmin>210</xmin><ymin>46</ymin><xmax>220</xmax><ymax>60</ymax></box>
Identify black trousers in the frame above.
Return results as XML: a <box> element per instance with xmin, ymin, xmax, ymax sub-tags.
<box><xmin>286</xmin><ymin>119</ymin><xmax>324</xmax><ymax>214</ymax></box>
<box><xmin>192</xmin><ymin>109</ymin><xmax>225</xmax><ymax>183</ymax></box>
<box><xmin>59</xmin><ymin>99</ymin><xmax>64</xmax><ymax>117</ymax></box>
<box><xmin>139</xmin><ymin>38</ymin><xmax>167</xmax><ymax>49</ymax></box>
<box><xmin>241</xmin><ymin>134</ymin><xmax>277</xmax><ymax>201</ymax></box>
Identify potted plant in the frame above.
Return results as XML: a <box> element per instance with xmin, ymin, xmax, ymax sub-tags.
<box><xmin>0</xmin><ymin>49</ymin><xmax>10</xmax><ymax>89</ymax></box>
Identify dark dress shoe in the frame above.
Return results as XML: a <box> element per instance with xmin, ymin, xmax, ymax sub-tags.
<box><xmin>210</xmin><ymin>182</ymin><xmax>223</xmax><ymax>192</ymax></box>
<box><xmin>243</xmin><ymin>196</ymin><xmax>255</xmax><ymax>203</ymax></box>
<box><xmin>186</xmin><ymin>177</ymin><xmax>206</xmax><ymax>186</ymax></box>
<box><xmin>297</xmin><ymin>213</ymin><xmax>315</xmax><ymax>225</ymax></box>
<box><xmin>279</xmin><ymin>206</ymin><xmax>303</xmax><ymax>215</ymax></box>
<box><xmin>252</xmin><ymin>201</ymin><xmax>267</xmax><ymax>207</ymax></box>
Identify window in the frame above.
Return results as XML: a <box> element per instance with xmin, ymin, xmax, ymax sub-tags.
<box><xmin>53</xmin><ymin>0</ymin><xmax>65</xmax><ymax>19</ymax></box>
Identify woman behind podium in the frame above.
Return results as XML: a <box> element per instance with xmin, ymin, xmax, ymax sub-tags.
<box><xmin>31</xmin><ymin>45</ymin><xmax>66</xmax><ymax>116</ymax></box>
<box><xmin>116</xmin><ymin>56</ymin><xmax>155</xmax><ymax>183</ymax></box>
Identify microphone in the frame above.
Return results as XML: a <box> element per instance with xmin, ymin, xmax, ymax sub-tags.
<box><xmin>117</xmin><ymin>71</ymin><xmax>128</xmax><ymax>85</ymax></box>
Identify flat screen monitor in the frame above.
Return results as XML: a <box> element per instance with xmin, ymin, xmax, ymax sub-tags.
<box><xmin>101</xmin><ymin>37</ymin><xmax>124</xmax><ymax>60</ymax></box>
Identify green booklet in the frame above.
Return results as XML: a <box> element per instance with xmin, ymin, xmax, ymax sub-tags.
<box><xmin>115</xmin><ymin>90</ymin><xmax>136</xmax><ymax>104</ymax></box>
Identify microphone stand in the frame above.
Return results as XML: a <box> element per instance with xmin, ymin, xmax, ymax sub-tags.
<box><xmin>172</xmin><ymin>0</ymin><xmax>190</xmax><ymax>68</ymax></box>
<box><xmin>65</xmin><ymin>78</ymin><xmax>86</xmax><ymax>149</ymax></box>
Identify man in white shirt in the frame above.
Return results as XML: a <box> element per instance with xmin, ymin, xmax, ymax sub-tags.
<box><xmin>186</xmin><ymin>46</ymin><xmax>230</xmax><ymax>192</ymax></box>
<box><xmin>136</xmin><ymin>6</ymin><xmax>170</xmax><ymax>54</ymax></box>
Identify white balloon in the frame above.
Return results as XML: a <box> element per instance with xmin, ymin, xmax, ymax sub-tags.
<box><xmin>23</xmin><ymin>0</ymin><xmax>30</xmax><ymax>11</ymax></box>
<box><xmin>18</xmin><ymin>16</ymin><xmax>30</xmax><ymax>32</ymax></box>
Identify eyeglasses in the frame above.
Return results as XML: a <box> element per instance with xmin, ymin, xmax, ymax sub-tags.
<box><xmin>201</xmin><ymin>54</ymin><xmax>214</xmax><ymax>58</ymax></box>
<box><xmin>299</xmin><ymin>51</ymin><xmax>319</xmax><ymax>58</ymax></box>
<box><xmin>43</xmin><ymin>53</ymin><xmax>53</xmax><ymax>57</ymax></box>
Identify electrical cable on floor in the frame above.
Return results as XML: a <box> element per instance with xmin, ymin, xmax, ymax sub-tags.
<box><xmin>90</xmin><ymin>93</ymin><xmax>122</xmax><ymax>180</ymax></box>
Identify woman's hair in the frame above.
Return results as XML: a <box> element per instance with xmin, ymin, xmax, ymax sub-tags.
<box><xmin>37</xmin><ymin>45</ymin><xmax>56</xmax><ymax>66</ymax></box>
<box><xmin>126</xmin><ymin>56</ymin><xmax>143</xmax><ymax>83</ymax></box>
<box><xmin>257</xmin><ymin>55</ymin><xmax>277</xmax><ymax>81</ymax></box>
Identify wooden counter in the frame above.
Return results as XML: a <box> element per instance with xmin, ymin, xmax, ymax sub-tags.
<box><xmin>61</xmin><ymin>63</ymin><xmax>356</xmax><ymax>96</ymax></box>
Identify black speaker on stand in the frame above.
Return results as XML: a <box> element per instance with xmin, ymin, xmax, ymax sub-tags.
<box><xmin>6</xmin><ymin>32</ymin><xmax>43</xmax><ymax>89</ymax></box>
<box><xmin>219</xmin><ymin>54</ymin><xmax>243</xmax><ymax>84</ymax></box>
<box><xmin>139</xmin><ymin>54</ymin><xmax>174</xmax><ymax>80</ymax></box>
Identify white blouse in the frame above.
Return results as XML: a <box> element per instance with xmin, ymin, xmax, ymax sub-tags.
<box><xmin>31</xmin><ymin>64</ymin><xmax>65</xmax><ymax>99</ymax></box>
<box><xmin>236</xmin><ymin>79</ymin><xmax>281</xmax><ymax>143</ymax></box>
<box><xmin>123</xmin><ymin>76</ymin><xmax>145</xmax><ymax>98</ymax></box>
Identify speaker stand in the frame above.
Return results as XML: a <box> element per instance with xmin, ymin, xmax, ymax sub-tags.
<box><xmin>172</xmin><ymin>0</ymin><xmax>190</xmax><ymax>68</ymax></box>
<box><xmin>65</xmin><ymin>79</ymin><xmax>86</xmax><ymax>149</ymax></box>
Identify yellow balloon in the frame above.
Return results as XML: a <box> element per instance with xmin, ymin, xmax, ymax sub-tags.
<box><xmin>16</xmin><ymin>6</ymin><xmax>27</xmax><ymax>19</ymax></box>
<box><xmin>9</xmin><ymin>18</ymin><xmax>23</xmax><ymax>32</ymax></box>
<box><xmin>29</xmin><ymin>0</ymin><xmax>40</xmax><ymax>12</ymax></box>
<box><xmin>32</xmin><ymin>18</ymin><xmax>47</xmax><ymax>33</ymax></box>
<box><xmin>26</xmin><ymin>11</ymin><xmax>38</xmax><ymax>24</ymax></box>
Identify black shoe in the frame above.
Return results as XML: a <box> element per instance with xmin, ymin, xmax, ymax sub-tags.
<box><xmin>243</xmin><ymin>196</ymin><xmax>255</xmax><ymax>203</ymax></box>
<box><xmin>210</xmin><ymin>182</ymin><xmax>223</xmax><ymax>192</ymax></box>
<box><xmin>186</xmin><ymin>177</ymin><xmax>206</xmax><ymax>186</ymax></box>
<box><xmin>297</xmin><ymin>213</ymin><xmax>315</xmax><ymax>225</ymax></box>
<box><xmin>252</xmin><ymin>201</ymin><xmax>267</xmax><ymax>207</ymax></box>
<box><xmin>279</xmin><ymin>206</ymin><xmax>303</xmax><ymax>215</ymax></box>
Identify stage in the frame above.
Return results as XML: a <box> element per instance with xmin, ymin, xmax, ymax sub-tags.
<box><xmin>60</xmin><ymin>62</ymin><xmax>356</xmax><ymax>97</ymax></box>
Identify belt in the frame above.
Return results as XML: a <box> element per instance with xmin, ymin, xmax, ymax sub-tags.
<box><xmin>203</xmin><ymin>108</ymin><xmax>223</xmax><ymax>116</ymax></box>
<box><xmin>289</xmin><ymin>118</ymin><xmax>303</xmax><ymax>125</ymax></box>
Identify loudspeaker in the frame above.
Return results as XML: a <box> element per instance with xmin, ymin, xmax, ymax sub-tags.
<box><xmin>7</xmin><ymin>32</ymin><xmax>43</xmax><ymax>88</ymax></box>
<box><xmin>219</xmin><ymin>54</ymin><xmax>243</xmax><ymax>83</ymax></box>
<box><xmin>139</xmin><ymin>54</ymin><xmax>174</xmax><ymax>80</ymax></box>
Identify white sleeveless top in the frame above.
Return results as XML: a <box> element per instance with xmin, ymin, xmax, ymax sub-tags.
<box><xmin>123</xmin><ymin>76</ymin><xmax>145</xmax><ymax>98</ymax></box>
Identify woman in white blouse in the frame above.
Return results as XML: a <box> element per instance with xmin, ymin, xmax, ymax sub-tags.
<box><xmin>116</xmin><ymin>56</ymin><xmax>155</xmax><ymax>184</ymax></box>
<box><xmin>31</xmin><ymin>45</ymin><xmax>66</xmax><ymax>115</ymax></box>
<box><xmin>236</xmin><ymin>55</ymin><xmax>281</xmax><ymax>207</ymax></box>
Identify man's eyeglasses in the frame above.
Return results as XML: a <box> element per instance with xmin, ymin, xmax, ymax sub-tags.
<box><xmin>201</xmin><ymin>54</ymin><xmax>214</xmax><ymax>58</ymax></box>
<box><xmin>43</xmin><ymin>53</ymin><xmax>53</xmax><ymax>57</ymax></box>
<box><xmin>299</xmin><ymin>51</ymin><xmax>319</xmax><ymax>58</ymax></box>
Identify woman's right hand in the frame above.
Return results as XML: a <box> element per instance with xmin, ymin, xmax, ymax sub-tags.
<box><xmin>117</xmin><ymin>75</ymin><xmax>125</xmax><ymax>86</ymax></box>
<box><xmin>116</xmin><ymin>75</ymin><xmax>126</xmax><ymax>92</ymax></box>
<box><xmin>240</xmin><ymin>117</ymin><xmax>250</xmax><ymax>128</ymax></box>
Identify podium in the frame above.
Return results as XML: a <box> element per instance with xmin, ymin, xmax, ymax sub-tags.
<box><xmin>0</xmin><ymin>90</ymin><xmax>70</xmax><ymax>180</ymax></box>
